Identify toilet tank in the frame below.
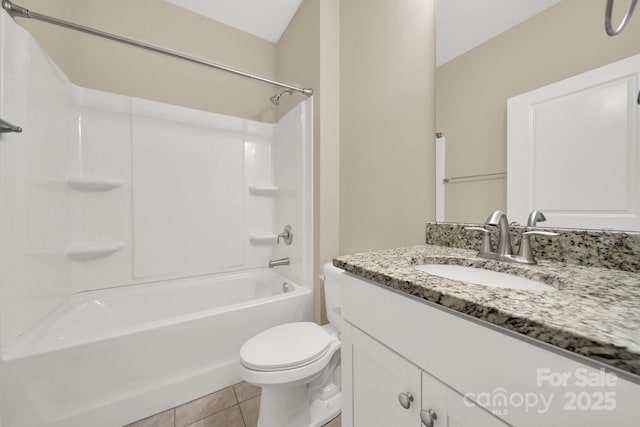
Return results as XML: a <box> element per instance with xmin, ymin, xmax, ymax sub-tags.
<box><xmin>323</xmin><ymin>263</ymin><xmax>344</xmax><ymax>331</ymax></box>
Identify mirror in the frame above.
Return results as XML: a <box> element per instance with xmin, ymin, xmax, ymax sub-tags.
<box><xmin>435</xmin><ymin>0</ymin><xmax>640</xmax><ymax>230</ymax></box>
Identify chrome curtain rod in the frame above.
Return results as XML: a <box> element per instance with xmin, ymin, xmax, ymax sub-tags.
<box><xmin>443</xmin><ymin>172</ymin><xmax>506</xmax><ymax>184</ymax></box>
<box><xmin>1</xmin><ymin>0</ymin><xmax>313</xmax><ymax>97</ymax></box>
<box><xmin>0</xmin><ymin>117</ymin><xmax>22</xmax><ymax>133</ymax></box>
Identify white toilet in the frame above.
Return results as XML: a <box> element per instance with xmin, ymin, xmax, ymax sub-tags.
<box><xmin>238</xmin><ymin>263</ymin><xmax>344</xmax><ymax>427</ymax></box>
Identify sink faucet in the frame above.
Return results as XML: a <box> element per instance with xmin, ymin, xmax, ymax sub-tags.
<box><xmin>268</xmin><ymin>257</ymin><xmax>290</xmax><ymax>268</ymax></box>
<box><xmin>527</xmin><ymin>210</ymin><xmax>546</xmax><ymax>227</ymax></box>
<box><xmin>465</xmin><ymin>210</ymin><xmax>558</xmax><ymax>265</ymax></box>
<box><xmin>485</xmin><ymin>210</ymin><xmax>513</xmax><ymax>256</ymax></box>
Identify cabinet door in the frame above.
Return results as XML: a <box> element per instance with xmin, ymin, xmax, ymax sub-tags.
<box><xmin>446</xmin><ymin>389</ymin><xmax>510</xmax><ymax>427</ymax></box>
<box><xmin>350</xmin><ymin>327</ymin><xmax>422</xmax><ymax>426</ymax></box>
<box><xmin>422</xmin><ymin>371</ymin><xmax>509</xmax><ymax>427</ymax></box>
<box><xmin>421</xmin><ymin>371</ymin><xmax>447</xmax><ymax>427</ymax></box>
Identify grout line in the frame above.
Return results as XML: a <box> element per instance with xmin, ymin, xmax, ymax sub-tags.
<box><xmin>237</xmin><ymin>401</ymin><xmax>248</xmax><ymax>427</ymax></box>
<box><xmin>129</xmin><ymin>385</ymin><xmax>253</xmax><ymax>427</ymax></box>
<box><xmin>232</xmin><ymin>383</ymin><xmax>240</xmax><ymax>403</ymax></box>
<box><xmin>231</xmin><ymin>385</ymin><xmax>248</xmax><ymax>427</ymax></box>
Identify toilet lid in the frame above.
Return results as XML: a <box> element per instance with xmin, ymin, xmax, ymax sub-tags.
<box><xmin>240</xmin><ymin>322</ymin><xmax>334</xmax><ymax>371</ymax></box>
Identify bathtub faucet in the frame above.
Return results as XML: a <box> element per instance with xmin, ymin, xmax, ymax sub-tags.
<box><xmin>268</xmin><ymin>258</ymin><xmax>290</xmax><ymax>268</ymax></box>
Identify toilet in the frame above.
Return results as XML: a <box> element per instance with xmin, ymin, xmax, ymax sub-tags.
<box><xmin>238</xmin><ymin>263</ymin><xmax>344</xmax><ymax>427</ymax></box>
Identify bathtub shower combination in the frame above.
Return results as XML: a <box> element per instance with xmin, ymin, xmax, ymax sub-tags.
<box><xmin>0</xmin><ymin>12</ymin><xmax>313</xmax><ymax>427</ymax></box>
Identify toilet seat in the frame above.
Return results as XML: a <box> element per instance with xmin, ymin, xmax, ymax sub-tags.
<box><xmin>240</xmin><ymin>322</ymin><xmax>334</xmax><ymax>371</ymax></box>
<box><xmin>238</xmin><ymin>323</ymin><xmax>341</xmax><ymax>387</ymax></box>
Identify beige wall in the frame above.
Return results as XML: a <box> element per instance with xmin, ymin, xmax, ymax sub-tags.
<box><xmin>339</xmin><ymin>0</ymin><xmax>436</xmax><ymax>254</ymax></box>
<box><xmin>276</xmin><ymin>0</ymin><xmax>340</xmax><ymax>324</ymax></box>
<box><xmin>14</xmin><ymin>0</ymin><xmax>73</xmax><ymax>71</ymax></box>
<box><xmin>18</xmin><ymin>0</ymin><xmax>277</xmax><ymax>122</ymax></box>
<box><xmin>437</xmin><ymin>0</ymin><xmax>640</xmax><ymax>224</ymax></box>
<box><xmin>278</xmin><ymin>0</ymin><xmax>436</xmax><ymax>320</ymax></box>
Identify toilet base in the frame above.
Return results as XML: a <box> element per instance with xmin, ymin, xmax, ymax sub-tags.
<box><xmin>309</xmin><ymin>392</ymin><xmax>341</xmax><ymax>427</ymax></box>
<box><xmin>257</xmin><ymin>390</ymin><xmax>341</xmax><ymax>427</ymax></box>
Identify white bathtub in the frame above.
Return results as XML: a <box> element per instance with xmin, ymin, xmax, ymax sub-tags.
<box><xmin>0</xmin><ymin>270</ymin><xmax>312</xmax><ymax>427</ymax></box>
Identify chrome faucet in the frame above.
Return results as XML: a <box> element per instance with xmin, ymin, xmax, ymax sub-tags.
<box><xmin>465</xmin><ymin>210</ymin><xmax>558</xmax><ymax>265</ymax></box>
<box><xmin>268</xmin><ymin>257</ymin><xmax>290</xmax><ymax>268</ymax></box>
<box><xmin>527</xmin><ymin>210</ymin><xmax>547</xmax><ymax>227</ymax></box>
<box><xmin>485</xmin><ymin>210</ymin><xmax>513</xmax><ymax>256</ymax></box>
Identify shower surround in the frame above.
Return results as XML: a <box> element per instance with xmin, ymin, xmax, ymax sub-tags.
<box><xmin>0</xmin><ymin>12</ymin><xmax>313</xmax><ymax>427</ymax></box>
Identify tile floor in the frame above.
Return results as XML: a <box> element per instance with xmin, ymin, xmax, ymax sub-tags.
<box><xmin>125</xmin><ymin>382</ymin><xmax>341</xmax><ymax>427</ymax></box>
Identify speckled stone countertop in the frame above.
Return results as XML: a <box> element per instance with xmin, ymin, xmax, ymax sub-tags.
<box><xmin>333</xmin><ymin>244</ymin><xmax>640</xmax><ymax>377</ymax></box>
<box><xmin>425</xmin><ymin>222</ymin><xmax>640</xmax><ymax>273</ymax></box>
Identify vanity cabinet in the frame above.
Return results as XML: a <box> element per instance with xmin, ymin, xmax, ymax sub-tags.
<box><xmin>349</xmin><ymin>325</ymin><xmax>421</xmax><ymax>426</ymax></box>
<box><xmin>348</xmin><ymin>325</ymin><xmax>508</xmax><ymax>426</ymax></box>
<box><xmin>340</xmin><ymin>273</ymin><xmax>640</xmax><ymax>427</ymax></box>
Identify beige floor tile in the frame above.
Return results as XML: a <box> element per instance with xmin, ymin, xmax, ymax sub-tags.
<box><xmin>323</xmin><ymin>413</ymin><xmax>342</xmax><ymax>427</ymax></box>
<box><xmin>233</xmin><ymin>381</ymin><xmax>261</xmax><ymax>402</ymax></box>
<box><xmin>124</xmin><ymin>409</ymin><xmax>175</xmax><ymax>427</ymax></box>
<box><xmin>175</xmin><ymin>386</ymin><xmax>238</xmax><ymax>427</ymax></box>
<box><xmin>185</xmin><ymin>405</ymin><xmax>245</xmax><ymax>427</ymax></box>
<box><xmin>239</xmin><ymin>395</ymin><xmax>260</xmax><ymax>427</ymax></box>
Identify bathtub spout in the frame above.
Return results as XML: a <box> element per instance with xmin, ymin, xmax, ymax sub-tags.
<box><xmin>268</xmin><ymin>258</ymin><xmax>290</xmax><ymax>268</ymax></box>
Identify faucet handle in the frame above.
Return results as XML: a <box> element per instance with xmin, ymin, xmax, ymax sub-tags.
<box><xmin>464</xmin><ymin>226</ymin><xmax>493</xmax><ymax>255</ymax></box>
<box><xmin>277</xmin><ymin>225</ymin><xmax>293</xmax><ymax>245</ymax></box>
<box><xmin>523</xmin><ymin>231</ymin><xmax>558</xmax><ymax>237</ymax></box>
<box><xmin>517</xmin><ymin>231</ymin><xmax>559</xmax><ymax>264</ymax></box>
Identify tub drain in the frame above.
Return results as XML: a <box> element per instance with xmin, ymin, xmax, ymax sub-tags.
<box><xmin>282</xmin><ymin>282</ymin><xmax>290</xmax><ymax>293</ymax></box>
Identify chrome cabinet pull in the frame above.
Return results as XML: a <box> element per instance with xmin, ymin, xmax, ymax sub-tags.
<box><xmin>398</xmin><ymin>392</ymin><xmax>414</xmax><ymax>409</ymax></box>
<box><xmin>420</xmin><ymin>408</ymin><xmax>438</xmax><ymax>427</ymax></box>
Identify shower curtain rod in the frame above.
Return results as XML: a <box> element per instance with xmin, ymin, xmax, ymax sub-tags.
<box><xmin>1</xmin><ymin>0</ymin><xmax>313</xmax><ymax>97</ymax></box>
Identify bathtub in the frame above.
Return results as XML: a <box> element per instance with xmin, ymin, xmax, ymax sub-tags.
<box><xmin>0</xmin><ymin>269</ymin><xmax>312</xmax><ymax>427</ymax></box>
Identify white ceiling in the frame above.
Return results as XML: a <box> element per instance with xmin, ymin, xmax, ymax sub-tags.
<box><xmin>165</xmin><ymin>0</ymin><xmax>303</xmax><ymax>43</ymax></box>
<box><xmin>436</xmin><ymin>0</ymin><xmax>561</xmax><ymax>67</ymax></box>
<box><xmin>165</xmin><ymin>0</ymin><xmax>560</xmax><ymax>66</ymax></box>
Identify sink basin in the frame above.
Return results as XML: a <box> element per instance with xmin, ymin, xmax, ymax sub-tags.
<box><xmin>415</xmin><ymin>264</ymin><xmax>557</xmax><ymax>291</ymax></box>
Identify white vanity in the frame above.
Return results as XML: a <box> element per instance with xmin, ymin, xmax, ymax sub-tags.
<box><xmin>335</xmin><ymin>242</ymin><xmax>640</xmax><ymax>427</ymax></box>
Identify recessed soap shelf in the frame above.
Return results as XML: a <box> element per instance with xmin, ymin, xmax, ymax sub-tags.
<box><xmin>67</xmin><ymin>176</ymin><xmax>123</xmax><ymax>192</ymax></box>
<box><xmin>248</xmin><ymin>186</ymin><xmax>280</xmax><ymax>195</ymax></box>
<box><xmin>248</xmin><ymin>233</ymin><xmax>278</xmax><ymax>244</ymax></box>
<box><xmin>67</xmin><ymin>241</ymin><xmax>124</xmax><ymax>261</ymax></box>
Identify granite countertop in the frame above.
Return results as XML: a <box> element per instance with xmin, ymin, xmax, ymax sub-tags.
<box><xmin>333</xmin><ymin>244</ymin><xmax>640</xmax><ymax>377</ymax></box>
